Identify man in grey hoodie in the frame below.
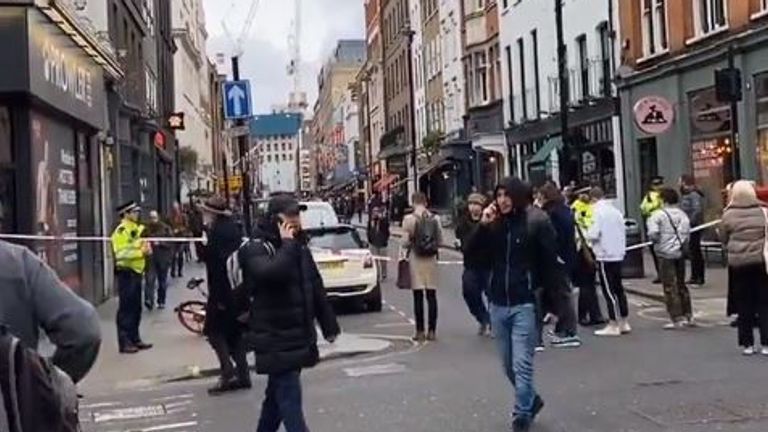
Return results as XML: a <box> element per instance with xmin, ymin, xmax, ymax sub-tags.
<box><xmin>0</xmin><ymin>240</ymin><xmax>101</xmax><ymax>384</ymax></box>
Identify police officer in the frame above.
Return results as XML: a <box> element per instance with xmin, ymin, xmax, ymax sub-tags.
<box><xmin>641</xmin><ymin>176</ymin><xmax>665</xmax><ymax>283</ymax></box>
<box><xmin>111</xmin><ymin>201</ymin><xmax>153</xmax><ymax>354</ymax></box>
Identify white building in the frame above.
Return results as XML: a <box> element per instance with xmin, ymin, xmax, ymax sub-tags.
<box><xmin>340</xmin><ymin>89</ymin><xmax>361</xmax><ymax>173</ymax></box>
<box><xmin>409</xmin><ymin>0</ymin><xmax>427</xmax><ymax>144</ymax></box>
<box><xmin>172</xmin><ymin>0</ymin><xmax>213</xmax><ymax>179</ymax></box>
<box><xmin>440</xmin><ymin>0</ymin><xmax>465</xmax><ymax>136</ymax></box>
<box><xmin>251</xmin><ymin>113</ymin><xmax>303</xmax><ymax>195</ymax></box>
<box><xmin>498</xmin><ymin>0</ymin><xmax>623</xmax><ymax>202</ymax></box>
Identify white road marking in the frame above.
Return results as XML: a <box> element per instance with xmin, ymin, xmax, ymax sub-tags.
<box><xmin>150</xmin><ymin>394</ymin><xmax>194</xmax><ymax>402</ymax></box>
<box><xmin>374</xmin><ymin>322</ymin><xmax>414</xmax><ymax>328</ymax></box>
<box><xmin>93</xmin><ymin>405</ymin><xmax>166</xmax><ymax>423</ymax></box>
<box><xmin>164</xmin><ymin>400</ymin><xmax>193</xmax><ymax>409</ymax></box>
<box><xmin>80</xmin><ymin>401</ymin><xmax>123</xmax><ymax>409</ymax></box>
<box><xmin>344</xmin><ymin>362</ymin><xmax>407</xmax><ymax>377</ymax></box>
<box><xmin>140</xmin><ymin>421</ymin><xmax>198</xmax><ymax>431</ymax></box>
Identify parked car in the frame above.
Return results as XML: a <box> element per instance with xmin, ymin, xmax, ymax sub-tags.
<box><xmin>305</xmin><ymin>225</ymin><xmax>382</xmax><ymax>312</ymax></box>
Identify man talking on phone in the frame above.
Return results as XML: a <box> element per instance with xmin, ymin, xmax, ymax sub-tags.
<box><xmin>471</xmin><ymin>177</ymin><xmax>562</xmax><ymax>432</ymax></box>
<box><xmin>241</xmin><ymin>194</ymin><xmax>340</xmax><ymax>432</ymax></box>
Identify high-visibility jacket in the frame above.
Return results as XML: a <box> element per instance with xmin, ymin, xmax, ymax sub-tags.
<box><xmin>640</xmin><ymin>190</ymin><xmax>663</xmax><ymax>219</ymax></box>
<box><xmin>571</xmin><ymin>199</ymin><xmax>594</xmax><ymax>231</ymax></box>
<box><xmin>111</xmin><ymin>219</ymin><xmax>147</xmax><ymax>274</ymax></box>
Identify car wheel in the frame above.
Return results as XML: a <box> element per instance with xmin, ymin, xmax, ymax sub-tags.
<box><xmin>365</xmin><ymin>284</ymin><xmax>383</xmax><ymax>312</ymax></box>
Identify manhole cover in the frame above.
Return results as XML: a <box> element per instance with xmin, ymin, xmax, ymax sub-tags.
<box><xmin>93</xmin><ymin>405</ymin><xmax>167</xmax><ymax>423</ymax></box>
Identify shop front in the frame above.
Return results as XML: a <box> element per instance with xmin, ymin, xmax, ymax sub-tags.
<box><xmin>618</xmin><ymin>28</ymin><xmax>768</xmax><ymax>222</ymax></box>
<box><xmin>466</xmin><ymin>100</ymin><xmax>509</xmax><ymax>187</ymax></box>
<box><xmin>0</xmin><ymin>5</ymin><xmax>117</xmax><ymax>304</ymax></box>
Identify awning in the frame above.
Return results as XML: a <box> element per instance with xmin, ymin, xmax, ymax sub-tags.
<box><xmin>528</xmin><ymin>136</ymin><xmax>563</xmax><ymax>165</ymax></box>
<box><xmin>418</xmin><ymin>157</ymin><xmax>453</xmax><ymax>179</ymax></box>
<box><xmin>374</xmin><ymin>173</ymin><xmax>399</xmax><ymax>192</ymax></box>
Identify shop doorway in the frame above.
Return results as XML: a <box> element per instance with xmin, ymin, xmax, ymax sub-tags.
<box><xmin>638</xmin><ymin>137</ymin><xmax>658</xmax><ymax>193</ymax></box>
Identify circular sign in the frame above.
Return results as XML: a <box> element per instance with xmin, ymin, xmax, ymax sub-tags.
<box><xmin>634</xmin><ymin>96</ymin><xmax>675</xmax><ymax>135</ymax></box>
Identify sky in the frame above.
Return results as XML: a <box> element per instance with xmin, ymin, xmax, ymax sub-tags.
<box><xmin>202</xmin><ymin>0</ymin><xmax>365</xmax><ymax>114</ymax></box>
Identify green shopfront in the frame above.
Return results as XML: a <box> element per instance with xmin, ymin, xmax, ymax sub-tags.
<box><xmin>619</xmin><ymin>28</ymin><xmax>768</xmax><ymax>223</ymax></box>
<box><xmin>0</xmin><ymin>3</ymin><xmax>117</xmax><ymax>304</ymax></box>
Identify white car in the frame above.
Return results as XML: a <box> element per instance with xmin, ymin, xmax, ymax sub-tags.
<box><xmin>305</xmin><ymin>225</ymin><xmax>382</xmax><ymax>312</ymax></box>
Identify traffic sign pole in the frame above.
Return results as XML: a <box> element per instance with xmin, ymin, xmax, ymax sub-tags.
<box><xmin>231</xmin><ymin>56</ymin><xmax>253</xmax><ymax>237</ymax></box>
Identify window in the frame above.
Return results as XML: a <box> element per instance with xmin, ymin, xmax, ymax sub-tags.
<box><xmin>283</xmin><ymin>154</ymin><xmax>287</xmax><ymax>161</ymax></box>
<box><xmin>577</xmin><ymin>35</ymin><xmax>589</xmax><ymax>100</ymax></box>
<box><xmin>762</xmin><ymin>0</ymin><xmax>768</xmax><ymax>12</ymax></box>
<box><xmin>641</xmin><ymin>0</ymin><xmax>668</xmax><ymax>56</ymax></box>
<box><xmin>531</xmin><ymin>30</ymin><xmax>541</xmax><ymax>117</ymax></box>
<box><xmin>598</xmin><ymin>22</ymin><xmax>612</xmax><ymax>96</ymax></box>
<box><xmin>267</xmin><ymin>155</ymin><xmax>272</xmax><ymax>162</ymax></box>
<box><xmin>517</xmin><ymin>38</ymin><xmax>526</xmax><ymax>118</ymax></box>
<box><xmin>281</xmin><ymin>143</ymin><xmax>286</xmax><ymax>152</ymax></box>
<box><xmin>694</xmin><ymin>0</ymin><xmax>727</xmax><ymax>36</ymax></box>
<box><xmin>267</xmin><ymin>143</ymin><xmax>271</xmax><ymax>152</ymax></box>
<box><xmin>474</xmin><ymin>51</ymin><xmax>488</xmax><ymax>104</ymax></box>
<box><xmin>505</xmin><ymin>45</ymin><xmax>514</xmax><ymax>120</ymax></box>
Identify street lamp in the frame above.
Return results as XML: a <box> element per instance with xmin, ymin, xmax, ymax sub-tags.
<box><xmin>402</xmin><ymin>25</ymin><xmax>418</xmax><ymax>200</ymax></box>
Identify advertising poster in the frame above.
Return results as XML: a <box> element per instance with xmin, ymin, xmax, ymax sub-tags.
<box><xmin>31</xmin><ymin>112</ymin><xmax>81</xmax><ymax>292</ymax></box>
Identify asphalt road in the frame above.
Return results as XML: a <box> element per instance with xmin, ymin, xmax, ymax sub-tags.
<box><xmin>80</xmin><ymin>242</ymin><xmax>768</xmax><ymax>432</ymax></box>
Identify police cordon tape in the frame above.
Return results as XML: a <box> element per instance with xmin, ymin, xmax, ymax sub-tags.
<box><xmin>0</xmin><ymin>218</ymin><xmax>724</xmax><ymax>267</ymax></box>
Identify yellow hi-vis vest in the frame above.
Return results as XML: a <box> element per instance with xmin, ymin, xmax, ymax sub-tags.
<box><xmin>111</xmin><ymin>219</ymin><xmax>147</xmax><ymax>274</ymax></box>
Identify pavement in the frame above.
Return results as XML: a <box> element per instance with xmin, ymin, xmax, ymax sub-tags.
<box><xmin>79</xmin><ymin>262</ymin><xmax>398</xmax><ymax>395</ymax></box>
<box><xmin>78</xmin><ymin>236</ymin><xmax>763</xmax><ymax>432</ymax></box>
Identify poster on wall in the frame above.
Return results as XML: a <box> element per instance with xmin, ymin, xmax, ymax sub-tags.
<box><xmin>31</xmin><ymin>113</ymin><xmax>81</xmax><ymax>292</ymax></box>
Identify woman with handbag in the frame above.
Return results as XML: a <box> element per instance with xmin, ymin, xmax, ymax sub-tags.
<box><xmin>647</xmin><ymin>188</ymin><xmax>693</xmax><ymax>330</ymax></box>
<box><xmin>721</xmin><ymin>180</ymin><xmax>768</xmax><ymax>356</ymax></box>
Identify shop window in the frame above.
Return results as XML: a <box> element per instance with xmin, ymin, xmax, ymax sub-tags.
<box><xmin>690</xmin><ymin>87</ymin><xmax>733</xmax><ymax>219</ymax></box>
<box><xmin>755</xmin><ymin>73</ymin><xmax>768</xmax><ymax>184</ymax></box>
<box><xmin>0</xmin><ymin>107</ymin><xmax>12</xmax><ymax>164</ymax></box>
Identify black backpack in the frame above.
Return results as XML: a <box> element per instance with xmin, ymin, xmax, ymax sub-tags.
<box><xmin>413</xmin><ymin>213</ymin><xmax>439</xmax><ymax>257</ymax></box>
<box><xmin>0</xmin><ymin>326</ymin><xmax>79</xmax><ymax>432</ymax></box>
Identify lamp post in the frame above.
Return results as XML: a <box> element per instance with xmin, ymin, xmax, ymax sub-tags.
<box><xmin>403</xmin><ymin>26</ymin><xmax>418</xmax><ymax>200</ymax></box>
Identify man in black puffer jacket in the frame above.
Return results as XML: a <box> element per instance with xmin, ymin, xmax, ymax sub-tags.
<box><xmin>241</xmin><ymin>195</ymin><xmax>340</xmax><ymax>432</ymax></box>
<box><xmin>470</xmin><ymin>177</ymin><xmax>563</xmax><ymax>432</ymax></box>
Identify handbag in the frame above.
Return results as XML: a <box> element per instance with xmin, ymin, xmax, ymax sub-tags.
<box><xmin>396</xmin><ymin>259</ymin><xmax>411</xmax><ymax>290</ymax></box>
<box><xmin>662</xmin><ymin>209</ymin><xmax>690</xmax><ymax>259</ymax></box>
<box><xmin>575</xmin><ymin>224</ymin><xmax>596</xmax><ymax>269</ymax></box>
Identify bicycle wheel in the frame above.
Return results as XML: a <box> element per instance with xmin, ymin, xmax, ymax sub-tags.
<box><xmin>176</xmin><ymin>301</ymin><xmax>207</xmax><ymax>335</ymax></box>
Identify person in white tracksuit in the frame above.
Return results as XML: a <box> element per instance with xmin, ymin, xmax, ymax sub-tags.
<box><xmin>585</xmin><ymin>187</ymin><xmax>630</xmax><ymax>337</ymax></box>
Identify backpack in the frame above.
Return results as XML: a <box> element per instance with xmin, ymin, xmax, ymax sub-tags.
<box><xmin>0</xmin><ymin>326</ymin><xmax>79</xmax><ymax>432</ymax></box>
<box><xmin>226</xmin><ymin>240</ymin><xmax>275</xmax><ymax>323</ymax></box>
<box><xmin>412</xmin><ymin>213</ymin><xmax>439</xmax><ymax>257</ymax></box>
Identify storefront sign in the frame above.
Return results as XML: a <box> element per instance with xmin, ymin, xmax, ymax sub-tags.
<box><xmin>26</xmin><ymin>8</ymin><xmax>106</xmax><ymax>129</ymax></box>
<box><xmin>633</xmin><ymin>96</ymin><xmax>674</xmax><ymax>135</ymax></box>
<box><xmin>154</xmin><ymin>131</ymin><xmax>166</xmax><ymax>150</ymax></box>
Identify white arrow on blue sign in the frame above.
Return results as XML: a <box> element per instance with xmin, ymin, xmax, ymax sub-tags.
<box><xmin>222</xmin><ymin>80</ymin><xmax>253</xmax><ymax>120</ymax></box>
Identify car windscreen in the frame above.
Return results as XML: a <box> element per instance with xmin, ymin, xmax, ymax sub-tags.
<box><xmin>301</xmin><ymin>206</ymin><xmax>339</xmax><ymax>228</ymax></box>
<box><xmin>306</xmin><ymin>228</ymin><xmax>363</xmax><ymax>250</ymax></box>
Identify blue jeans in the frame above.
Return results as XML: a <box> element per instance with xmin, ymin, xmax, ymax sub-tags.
<box><xmin>490</xmin><ymin>302</ymin><xmax>539</xmax><ymax>422</ymax></box>
<box><xmin>256</xmin><ymin>370</ymin><xmax>308</xmax><ymax>432</ymax></box>
<box><xmin>462</xmin><ymin>268</ymin><xmax>490</xmax><ymax>325</ymax></box>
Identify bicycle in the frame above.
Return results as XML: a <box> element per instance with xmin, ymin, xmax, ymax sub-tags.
<box><xmin>175</xmin><ymin>278</ymin><xmax>207</xmax><ymax>335</ymax></box>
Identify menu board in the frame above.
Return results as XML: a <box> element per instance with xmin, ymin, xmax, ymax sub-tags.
<box><xmin>31</xmin><ymin>112</ymin><xmax>81</xmax><ymax>291</ymax></box>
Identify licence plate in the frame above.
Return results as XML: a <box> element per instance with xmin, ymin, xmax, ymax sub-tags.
<box><xmin>320</xmin><ymin>261</ymin><xmax>344</xmax><ymax>270</ymax></box>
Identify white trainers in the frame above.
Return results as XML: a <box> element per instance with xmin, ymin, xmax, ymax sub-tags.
<box><xmin>619</xmin><ymin>319</ymin><xmax>632</xmax><ymax>334</ymax></box>
<box><xmin>594</xmin><ymin>323</ymin><xmax>621</xmax><ymax>337</ymax></box>
<box><xmin>663</xmin><ymin>321</ymin><xmax>680</xmax><ymax>330</ymax></box>
<box><xmin>742</xmin><ymin>346</ymin><xmax>756</xmax><ymax>356</ymax></box>
<box><xmin>761</xmin><ymin>347</ymin><xmax>768</xmax><ymax>356</ymax></box>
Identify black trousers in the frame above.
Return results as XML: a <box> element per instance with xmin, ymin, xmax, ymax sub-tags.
<box><xmin>116</xmin><ymin>270</ymin><xmax>143</xmax><ymax>349</ymax></box>
<box><xmin>687</xmin><ymin>231</ymin><xmax>705</xmax><ymax>283</ymax></box>
<box><xmin>597</xmin><ymin>261</ymin><xmax>629</xmax><ymax>321</ymax></box>
<box><xmin>413</xmin><ymin>290</ymin><xmax>438</xmax><ymax>333</ymax></box>
<box><xmin>208</xmin><ymin>331</ymin><xmax>250</xmax><ymax>382</ymax></box>
<box><xmin>731</xmin><ymin>264</ymin><xmax>768</xmax><ymax>347</ymax></box>
<box><xmin>574</xmin><ymin>254</ymin><xmax>605</xmax><ymax>323</ymax></box>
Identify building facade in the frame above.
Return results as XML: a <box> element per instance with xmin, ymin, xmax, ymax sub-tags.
<box><xmin>172</xmin><ymin>0</ymin><xmax>213</xmax><ymax>196</ymax></box>
<box><xmin>0</xmin><ymin>1</ymin><xmax>124</xmax><ymax>303</ymax></box>
<box><xmin>314</xmin><ymin>40</ymin><xmax>366</xmax><ymax>189</ymax></box>
<box><xmin>618</xmin><ymin>0</ymin><xmax>768</xmax><ymax>220</ymax></box>
<box><xmin>361</xmin><ymin>0</ymin><xmax>386</xmax><ymax>194</ymax></box>
<box><xmin>440</xmin><ymin>0</ymin><xmax>465</xmax><ymax>136</ymax></box>
<box><xmin>251</xmin><ymin>113</ymin><xmax>303</xmax><ymax>195</ymax></box>
<box><xmin>462</xmin><ymin>0</ymin><xmax>506</xmax><ymax>194</ymax></box>
<box><xmin>499</xmin><ymin>0</ymin><xmax>622</xmax><ymax>202</ymax></box>
<box><xmin>381</xmin><ymin>0</ymin><xmax>414</xmax><ymax>199</ymax></box>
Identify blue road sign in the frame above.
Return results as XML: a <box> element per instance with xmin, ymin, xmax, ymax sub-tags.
<box><xmin>222</xmin><ymin>80</ymin><xmax>252</xmax><ymax>120</ymax></box>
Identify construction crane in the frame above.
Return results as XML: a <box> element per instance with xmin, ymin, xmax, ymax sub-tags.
<box><xmin>222</xmin><ymin>0</ymin><xmax>260</xmax><ymax>58</ymax></box>
<box><xmin>287</xmin><ymin>0</ymin><xmax>307</xmax><ymax>112</ymax></box>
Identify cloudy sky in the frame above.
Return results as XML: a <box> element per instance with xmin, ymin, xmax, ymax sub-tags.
<box><xmin>202</xmin><ymin>0</ymin><xmax>365</xmax><ymax>113</ymax></box>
